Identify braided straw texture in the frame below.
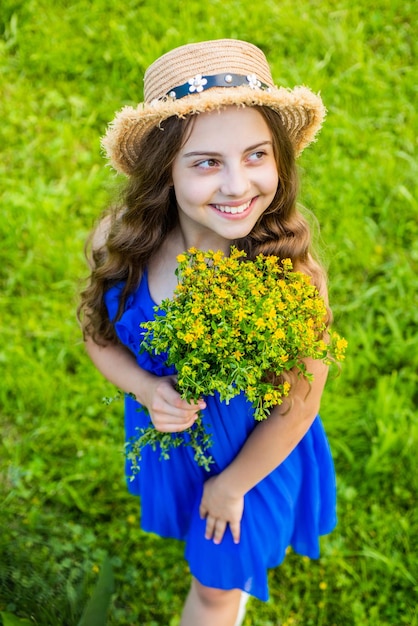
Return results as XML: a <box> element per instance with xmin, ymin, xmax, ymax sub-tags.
<box><xmin>144</xmin><ymin>39</ymin><xmax>273</xmax><ymax>102</ymax></box>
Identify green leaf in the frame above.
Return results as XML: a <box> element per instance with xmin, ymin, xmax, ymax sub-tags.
<box><xmin>0</xmin><ymin>614</ymin><xmax>33</xmax><ymax>626</ymax></box>
<box><xmin>77</xmin><ymin>554</ymin><xmax>114</xmax><ymax>626</ymax></box>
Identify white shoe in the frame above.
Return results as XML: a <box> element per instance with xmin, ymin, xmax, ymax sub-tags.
<box><xmin>234</xmin><ymin>592</ymin><xmax>250</xmax><ymax>626</ymax></box>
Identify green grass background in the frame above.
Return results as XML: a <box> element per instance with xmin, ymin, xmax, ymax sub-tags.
<box><xmin>0</xmin><ymin>0</ymin><xmax>417</xmax><ymax>624</ymax></box>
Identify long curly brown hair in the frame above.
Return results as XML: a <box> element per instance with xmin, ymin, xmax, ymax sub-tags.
<box><xmin>79</xmin><ymin>106</ymin><xmax>329</xmax><ymax>344</ymax></box>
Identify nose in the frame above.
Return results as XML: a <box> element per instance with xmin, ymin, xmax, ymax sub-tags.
<box><xmin>220</xmin><ymin>163</ymin><xmax>251</xmax><ymax>197</ymax></box>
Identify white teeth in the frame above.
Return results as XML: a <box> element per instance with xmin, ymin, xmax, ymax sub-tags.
<box><xmin>213</xmin><ymin>200</ymin><xmax>251</xmax><ymax>214</ymax></box>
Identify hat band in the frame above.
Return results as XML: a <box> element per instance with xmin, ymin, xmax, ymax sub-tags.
<box><xmin>162</xmin><ymin>72</ymin><xmax>271</xmax><ymax>101</ymax></box>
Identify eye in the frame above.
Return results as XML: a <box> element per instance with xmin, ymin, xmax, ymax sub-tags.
<box><xmin>247</xmin><ymin>150</ymin><xmax>266</xmax><ymax>162</ymax></box>
<box><xmin>195</xmin><ymin>158</ymin><xmax>219</xmax><ymax>169</ymax></box>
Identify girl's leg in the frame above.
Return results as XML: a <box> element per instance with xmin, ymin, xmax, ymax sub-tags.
<box><xmin>236</xmin><ymin>592</ymin><xmax>250</xmax><ymax>625</ymax></box>
<box><xmin>180</xmin><ymin>577</ymin><xmax>245</xmax><ymax>626</ymax></box>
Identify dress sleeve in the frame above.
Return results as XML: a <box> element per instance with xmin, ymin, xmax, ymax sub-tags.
<box><xmin>103</xmin><ymin>280</ymin><xmax>175</xmax><ymax>376</ymax></box>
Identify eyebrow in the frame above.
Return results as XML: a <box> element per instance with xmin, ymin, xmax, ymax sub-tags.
<box><xmin>182</xmin><ymin>140</ymin><xmax>273</xmax><ymax>159</ymax></box>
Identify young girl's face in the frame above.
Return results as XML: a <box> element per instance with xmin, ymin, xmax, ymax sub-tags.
<box><xmin>171</xmin><ymin>106</ymin><xmax>279</xmax><ymax>249</ymax></box>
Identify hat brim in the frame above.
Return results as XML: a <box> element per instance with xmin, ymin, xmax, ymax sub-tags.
<box><xmin>102</xmin><ymin>85</ymin><xmax>326</xmax><ymax>175</ymax></box>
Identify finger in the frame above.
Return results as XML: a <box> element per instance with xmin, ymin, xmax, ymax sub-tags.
<box><xmin>229</xmin><ymin>520</ymin><xmax>241</xmax><ymax>545</ymax></box>
<box><xmin>199</xmin><ymin>502</ymin><xmax>207</xmax><ymax>520</ymax></box>
<box><xmin>168</xmin><ymin>376</ymin><xmax>207</xmax><ymax>409</ymax></box>
<box><xmin>212</xmin><ymin>520</ymin><xmax>227</xmax><ymax>545</ymax></box>
<box><xmin>154</xmin><ymin>412</ymin><xmax>199</xmax><ymax>433</ymax></box>
<box><xmin>150</xmin><ymin>396</ymin><xmax>200</xmax><ymax>424</ymax></box>
<box><xmin>162</xmin><ymin>395</ymin><xmax>205</xmax><ymax>417</ymax></box>
<box><xmin>173</xmin><ymin>411</ymin><xmax>200</xmax><ymax>432</ymax></box>
<box><xmin>162</xmin><ymin>381</ymin><xmax>206</xmax><ymax>411</ymax></box>
<box><xmin>204</xmin><ymin>515</ymin><xmax>216</xmax><ymax>541</ymax></box>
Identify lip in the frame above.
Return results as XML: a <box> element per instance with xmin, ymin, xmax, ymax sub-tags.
<box><xmin>210</xmin><ymin>197</ymin><xmax>256</xmax><ymax>218</ymax></box>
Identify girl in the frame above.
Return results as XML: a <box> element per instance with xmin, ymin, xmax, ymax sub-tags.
<box><xmin>79</xmin><ymin>39</ymin><xmax>336</xmax><ymax>626</ymax></box>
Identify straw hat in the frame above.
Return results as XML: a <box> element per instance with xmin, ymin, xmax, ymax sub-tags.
<box><xmin>102</xmin><ymin>39</ymin><xmax>326</xmax><ymax>175</ymax></box>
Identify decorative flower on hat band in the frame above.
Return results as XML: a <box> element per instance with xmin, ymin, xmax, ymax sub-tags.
<box><xmin>188</xmin><ymin>74</ymin><xmax>208</xmax><ymax>93</ymax></box>
<box><xmin>246</xmin><ymin>73</ymin><xmax>262</xmax><ymax>89</ymax></box>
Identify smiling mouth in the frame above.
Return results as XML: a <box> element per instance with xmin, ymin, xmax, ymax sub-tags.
<box><xmin>212</xmin><ymin>199</ymin><xmax>252</xmax><ymax>214</ymax></box>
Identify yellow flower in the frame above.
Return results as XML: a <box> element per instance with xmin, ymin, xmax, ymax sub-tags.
<box><xmin>176</xmin><ymin>253</ymin><xmax>187</xmax><ymax>263</ymax></box>
<box><xmin>194</xmin><ymin>321</ymin><xmax>205</xmax><ymax>338</ymax></box>
<box><xmin>230</xmin><ymin>247</ymin><xmax>245</xmax><ymax>261</ymax></box>
<box><xmin>336</xmin><ymin>337</ymin><xmax>348</xmax><ymax>351</ymax></box>
<box><xmin>214</xmin><ymin>286</ymin><xmax>228</xmax><ymax>299</ymax></box>
<box><xmin>236</xmin><ymin>309</ymin><xmax>247</xmax><ymax>322</ymax></box>
<box><xmin>246</xmin><ymin>386</ymin><xmax>257</xmax><ymax>400</ymax></box>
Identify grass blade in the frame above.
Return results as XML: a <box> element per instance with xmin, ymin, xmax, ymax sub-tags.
<box><xmin>77</xmin><ymin>554</ymin><xmax>114</xmax><ymax>626</ymax></box>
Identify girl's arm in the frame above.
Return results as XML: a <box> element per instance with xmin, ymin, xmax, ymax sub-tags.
<box><xmin>85</xmin><ymin>337</ymin><xmax>206</xmax><ymax>432</ymax></box>
<box><xmin>199</xmin><ymin>357</ymin><xmax>328</xmax><ymax>545</ymax></box>
<box><xmin>84</xmin><ymin>217</ymin><xmax>205</xmax><ymax>431</ymax></box>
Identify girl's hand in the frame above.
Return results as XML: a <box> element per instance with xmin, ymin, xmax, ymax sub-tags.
<box><xmin>84</xmin><ymin>339</ymin><xmax>204</xmax><ymax>432</ymax></box>
<box><xmin>199</xmin><ymin>475</ymin><xmax>244</xmax><ymax>545</ymax></box>
<box><xmin>143</xmin><ymin>375</ymin><xmax>206</xmax><ymax>433</ymax></box>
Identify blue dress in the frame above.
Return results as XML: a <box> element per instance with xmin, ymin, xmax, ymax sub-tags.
<box><xmin>104</xmin><ymin>271</ymin><xmax>337</xmax><ymax>601</ymax></box>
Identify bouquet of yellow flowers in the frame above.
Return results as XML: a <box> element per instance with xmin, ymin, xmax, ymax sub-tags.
<box><xmin>128</xmin><ymin>247</ymin><xmax>347</xmax><ymax>471</ymax></box>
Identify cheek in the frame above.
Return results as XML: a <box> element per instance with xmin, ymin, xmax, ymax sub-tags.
<box><xmin>182</xmin><ymin>178</ymin><xmax>214</xmax><ymax>204</ymax></box>
<box><xmin>174</xmin><ymin>180</ymin><xmax>204</xmax><ymax>211</ymax></box>
<box><xmin>265</xmin><ymin>165</ymin><xmax>279</xmax><ymax>194</ymax></box>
